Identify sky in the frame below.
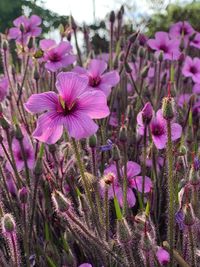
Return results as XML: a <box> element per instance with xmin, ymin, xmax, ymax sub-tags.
<box><xmin>39</xmin><ymin>0</ymin><xmax>189</xmax><ymax>24</ymax></box>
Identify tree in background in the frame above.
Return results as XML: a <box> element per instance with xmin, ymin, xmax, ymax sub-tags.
<box><xmin>146</xmin><ymin>1</ymin><xmax>200</xmax><ymax>35</ymax></box>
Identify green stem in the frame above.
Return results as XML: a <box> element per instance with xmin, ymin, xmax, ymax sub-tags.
<box><xmin>122</xmin><ymin>143</ymin><xmax>128</xmax><ymax>216</ymax></box>
<box><xmin>166</xmin><ymin>120</ymin><xmax>174</xmax><ymax>267</ymax></box>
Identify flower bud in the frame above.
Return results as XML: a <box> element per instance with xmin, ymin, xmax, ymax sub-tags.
<box><xmin>179</xmin><ymin>145</ymin><xmax>187</xmax><ymax>156</ymax></box>
<box><xmin>88</xmin><ymin>134</ymin><xmax>97</xmax><ymax>148</ymax></box>
<box><xmin>109</xmin><ymin>11</ymin><xmax>115</xmax><ymax>23</ymax></box>
<box><xmin>125</xmin><ymin>62</ymin><xmax>132</xmax><ymax>74</ymax></box>
<box><xmin>158</xmin><ymin>51</ymin><xmax>163</xmax><ymax>62</ymax></box>
<box><xmin>141</xmin><ymin>66</ymin><xmax>149</xmax><ymax>79</ymax></box>
<box><xmin>128</xmin><ymin>31</ymin><xmax>139</xmax><ymax>44</ymax></box>
<box><xmin>2</xmin><ymin>40</ymin><xmax>8</xmax><ymax>51</ymax></box>
<box><xmin>70</xmin><ymin>16</ymin><xmax>77</xmax><ymax>31</ymax></box>
<box><xmin>142</xmin><ymin>102</ymin><xmax>153</xmax><ymax>124</ymax></box>
<box><xmin>119</xmin><ymin>125</ymin><xmax>127</xmax><ymax>143</ymax></box>
<box><xmin>0</xmin><ymin>115</ymin><xmax>10</xmax><ymax>130</ymax></box>
<box><xmin>116</xmin><ymin>218</ymin><xmax>132</xmax><ymax>245</ymax></box>
<box><xmin>183</xmin><ymin>203</ymin><xmax>195</xmax><ymax>226</ymax></box>
<box><xmin>2</xmin><ymin>213</ymin><xmax>16</xmax><ymax>233</ymax></box>
<box><xmin>139</xmin><ymin>47</ymin><xmax>145</xmax><ymax>58</ymax></box>
<box><xmin>34</xmin><ymin>68</ymin><xmax>40</xmax><ymax>81</ymax></box>
<box><xmin>15</xmin><ymin>125</ymin><xmax>23</xmax><ymax>141</ymax></box>
<box><xmin>52</xmin><ymin>190</ymin><xmax>71</xmax><ymax>213</ymax></box>
<box><xmin>141</xmin><ymin>232</ymin><xmax>152</xmax><ymax>252</ymax></box>
<box><xmin>156</xmin><ymin>247</ymin><xmax>170</xmax><ymax>266</ymax></box>
<box><xmin>34</xmin><ymin>158</ymin><xmax>43</xmax><ymax>176</ymax></box>
<box><xmin>18</xmin><ymin>187</ymin><xmax>28</xmax><ymax>204</ymax></box>
<box><xmin>112</xmin><ymin>144</ymin><xmax>121</xmax><ymax>161</ymax></box>
<box><xmin>162</xmin><ymin>97</ymin><xmax>175</xmax><ymax>120</ymax></box>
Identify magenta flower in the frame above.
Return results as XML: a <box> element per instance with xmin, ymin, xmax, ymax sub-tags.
<box><xmin>150</xmin><ymin>110</ymin><xmax>182</xmax><ymax>149</ymax></box>
<box><xmin>11</xmin><ymin>135</ymin><xmax>35</xmax><ymax>172</ymax></box>
<box><xmin>40</xmin><ymin>39</ymin><xmax>76</xmax><ymax>72</ymax></box>
<box><xmin>137</xmin><ymin>102</ymin><xmax>153</xmax><ymax>136</ymax></box>
<box><xmin>24</xmin><ymin>72</ymin><xmax>109</xmax><ymax>144</ymax></box>
<box><xmin>0</xmin><ymin>76</ymin><xmax>9</xmax><ymax>102</ymax></box>
<box><xmin>156</xmin><ymin>247</ymin><xmax>170</xmax><ymax>265</ymax></box>
<box><xmin>73</xmin><ymin>59</ymin><xmax>120</xmax><ymax>97</ymax></box>
<box><xmin>182</xmin><ymin>56</ymin><xmax>200</xmax><ymax>83</ymax></box>
<box><xmin>147</xmin><ymin>32</ymin><xmax>180</xmax><ymax>60</ymax></box>
<box><xmin>100</xmin><ymin>161</ymin><xmax>152</xmax><ymax>208</ymax></box>
<box><xmin>169</xmin><ymin>21</ymin><xmax>194</xmax><ymax>40</ymax></box>
<box><xmin>193</xmin><ymin>83</ymin><xmax>200</xmax><ymax>94</ymax></box>
<box><xmin>190</xmin><ymin>33</ymin><xmax>200</xmax><ymax>49</ymax></box>
<box><xmin>8</xmin><ymin>15</ymin><xmax>42</xmax><ymax>44</ymax></box>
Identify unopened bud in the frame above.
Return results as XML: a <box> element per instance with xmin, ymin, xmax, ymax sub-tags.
<box><xmin>2</xmin><ymin>214</ymin><xmax>16</xmax><ymax>233</ymax></box>
<box><xmin>128</xmin><ymin>31</ymin><xmax>139</xmax><ymax>44</ymax></box>
<box><xmin>119</xmin><ymin>125</ymin><xmax>127</xmax><ymax>142</ymax></box>
<box><xmin>112</xmin><ymin>144</ymin><xmax>121</xmax><ymax>161</ymax></box>
<box><xmin>52</xmin><ymin>190</ymin><xmax>71</xmax><ymax>213</ymax></box>
<box><xmin>183</xmin><ymin>203</ymin><xmax>195</xmax><ymax>226</ymax></box>
<box><xmin>89</xmin><ymin>134</ymin><xmax>97</xmax><ymax>148</ymax></box>
<box><xmin>19</xmin><ymin>187</ymin><xmax>28</xmax><ymax>204</ymax></box>
<box><xmin>162</xmin><ymin>97</ymin><xmax>175</xmax><ymax>120</ymax></box>
<box><xmin>109</xmin><ymin>11</ymin><xmax>115</xmax><ymax>23</ymax></box>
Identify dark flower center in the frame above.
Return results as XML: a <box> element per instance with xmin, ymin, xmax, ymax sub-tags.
<box><xmin>151</xmin><ymin>123</ymin><xmax>165</xmax><ymax>136</ymax></box>
<box><xmin>89</xmin><ymin>76</ymin><xmax>101</xmax><ymax>87</ymax></box>
<box><xmin>190</xmin><ymin>66</ymin><xmax>198</xmax><ymax>74</ymax></box>
<box><xmin>16</xmin><ymin>149</ymin><xmax>30</xmax><ymax>161</ymax></box>
<box><xmin>180</xmin><ymin>27</ymin><xmax>189</xmax><ymax>36</ymax></box>
<box><xmin>159</xmin><ymin>44</ymin><xmax>168</xmax><ymax>53</ymax></box>
<box><xmin>57</xmin><ymin>96</ymin><xmax>78</xmax><ymax>116</ymax></box>
<box><xmin>49</xmin><ymin>53</ymin><xmax>61</xmax><ymax>62</ymax></box>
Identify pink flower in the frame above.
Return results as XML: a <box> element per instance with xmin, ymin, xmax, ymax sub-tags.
<box><xmin>0</xmin><ymin>76</ymin><xmax>9</xmax><ymax>102</ymax></box>
<box><xmin>100</xmin><ymin>162</ymin><xmax>152</xmax><ymax>208</ymax></box>
<box><xmin>11</xmin><ymin>135</ymin><xmax>35</xmax><ymax>172</ymax></box>
<box><xmin>177</xmin><ymin>93</ymin><xmax>191</xmax><ymax>108</ymax></box>
<box><xmin>8</xmin><ymin>15</ymin><xmax>42</xmax><ymax>44</ymax></box>
<box><xmin>169</xmin><ymin>21</ymin><xmax>194</xmax><ymax>40</ymax></box>
<box><xmin>150</xmin><ymin>110</ymin><xmax>182</xmax><ymax>149</ymax></box>
<box><xmin>156</xmin><ymin>247</ymin><xmax>170</xmax><ymax>265</ymax></box>
<box><xmin>190</xmin><ymin>33</ymin><xmax>200</xmax><ymax>49</ymax></box>
<box><xmin>24</xmin><ymin>72</ymin><xmax>110</xmax><ymax>144</ymax></box>
<box><xmin>73</xmin><ymin>59</ymin><xmax>120</xmax><ymax>97</ymax></box>
<box><xmin>182</xmin><ymin>56</ymin><xmax>200</xmax><ymax>83</ymax></box>
<box><xmin>147</xmin><ymin>32</ymin><xmax>180</xmax><ymax>60</ymax></box>
<box><xmin>193</xmin><ymin>83</ymin><xmax>200</xmax><ymax>94</ymax></box>
<box><xmin>40</xmin><ymin>39</ymin><xmax>76</xmax><ymax>72</ymax></box>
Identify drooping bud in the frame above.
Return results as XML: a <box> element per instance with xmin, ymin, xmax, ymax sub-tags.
<box><xmin>128</xmin><ymin>31</ymin><xmax>139</xmax><ymax>44</ymax></box>
<box><xmin>119</xmin><ymin>125</ymin><xmax>127</xmax><ymax>143</ymax></box>
<box><xmin>158</xmin><ymin>51</ymin><xmax>163</xmax><ymax>62</ymax></box>
<box><xmin>162</xmin><ymin>97</ymin><xmax>175</xmax><ymax>120</ymax></box>
<box><xmin>142</xmin><ymin>102</ymin><xmax>153</xmax><ymax>124</ymax></box>
<box><xmin>70</xmin><ymin>16</ymin><xmax>77</xmax><ymax>31</ymax></box>
<box><xmin>88</xmin><ymin>134</ymin><xmax>97</xmax><ymax>148</ymax></box>
<box><xmin>116</xmin><ymin>218</ymin><xmax>132</xmax><ymax>245</ymax></box>
<box><xmin>125</xmin><ymin>62</ymin><xmax>132</xmax><ymax>74</ymax></box>
<box><xmin>2</xmin><ymin>40</ymin><xmax>8</xmax><ymax>51</ymax></box>
<box><xmin>139</xmin><ymin>47</ymin><xmax>145</xmax><ymax>58</ymax></box>
<box><xmin>141</xmin><ymin>232</ymin><xmax>152</xmax><ymax>252</ymax></box>
<box><xmin>34</xmin><ymin>68</ymin><xmax>40</xmax><ymax>81</ymax></box>
<box><xmin>112</xmin><ymin>144</ymin><xmax>121</xmax><ymax>161</ymax></box>
<box><xmin>179</xmin><ymin>145</ymin><xmax>187</xmax><ymax>156</ymax></box>
<box><xmin>18</xmin><ymin>187</ymin><xmax>28</xmax><ymax>204</ymax></box>
<box><xmin>183</xmin><ymin>203</ymin><xmax>195</xmax><ymax>226</ymax></box>
<box><xmin>52</xmin><ymin>190</ymin><xmax>71</xmax><ymax>213</ymax></box>
<box><xmin>2</xmin><ymin>213</ymin><xmax>16</xmax><ymax>233</ymax></box>
<box><xmin>15</xmin><ymin>124</ymin><xmax>23</xmax><ymax>141</ymax></box>
<box><xmin>109</xmin><ymin>11</ymin><xmax>115</xmax><ymax>23</ymax></box>
<box><xmin>141</xmin><ymin>66</ymin><xmax>149</xmax><ymax>79</ymax></box>
<box><xmin>156</xmin><ymin>247</ymin><xmax>170</xmax><ymax>266</ymax></box>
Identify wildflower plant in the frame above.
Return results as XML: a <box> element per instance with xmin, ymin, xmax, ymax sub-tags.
<box><xmin>0</xmin><ymin>8</ymin><xmax>200</xmax><ymax>267</ymax></box>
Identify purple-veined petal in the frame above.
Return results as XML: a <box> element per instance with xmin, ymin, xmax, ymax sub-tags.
<box><xmin>130</xmin><ymin>176</ymin><xmax>152</xmax><ymax>193</ymax></box>
<box><xmin>64</xmin><ymin>111</ymin><xmax>98</xmax><ymax>140</ymax></box>
<box><xmin>88</xmin><ymin>59</ymin><xmax>107</xmax><ymax>77</ymax></box>
<box><xmin>171</xmin><ymin>123</ymin><xmax>182</xmax><ymax>141</ymax></box>
<box><xmin>33</xmin><ymin>112</ymin><xmax>63</xmax><ymax>144</ymax></box>
<box><xmin>56</xmin><ymin>72</ymin><xmax>89</xmax><ymax>103</ymax></box>
<box><xmin>78</xmin><ymin>90</ymin><xmax>109</xmax><ymax>119</ymax></box>
<box><xmin>24</xmin><ymin>92</ymin><xmax>58</xmax><ymax>114</ymax></box>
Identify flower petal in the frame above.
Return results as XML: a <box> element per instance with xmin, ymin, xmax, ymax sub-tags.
<box><xmin>78</xmin><ymin>90</ymin><xmax>110</xmax><ymax>119</ymax></box>
<box><xmin>88</xmin><ymin>59</ymin><xmax>107</xmax><ymax>77</ymax></box>
<box><xmin>33</xmin><ymin>112</ymin><xmax>63</xmax><ymax>144</ymax></box>
<box><xmin>130</xmin><ymin>176</ymin><xmax>152</xmax><ymax>193</ymax></box>
<box><xmin>56</xmin><ymin>72</ymin><xmax>89</xmax><ymax>103</ymax></box>
<box><xmin>64</xmin><ymin>112</ymin><xmax>98</xmax><ymax>140</ymax></box>
<box><xmin>24</xmin><ymin>92</ymin><xmax>58</xmax><ymax>114</ymax></box>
